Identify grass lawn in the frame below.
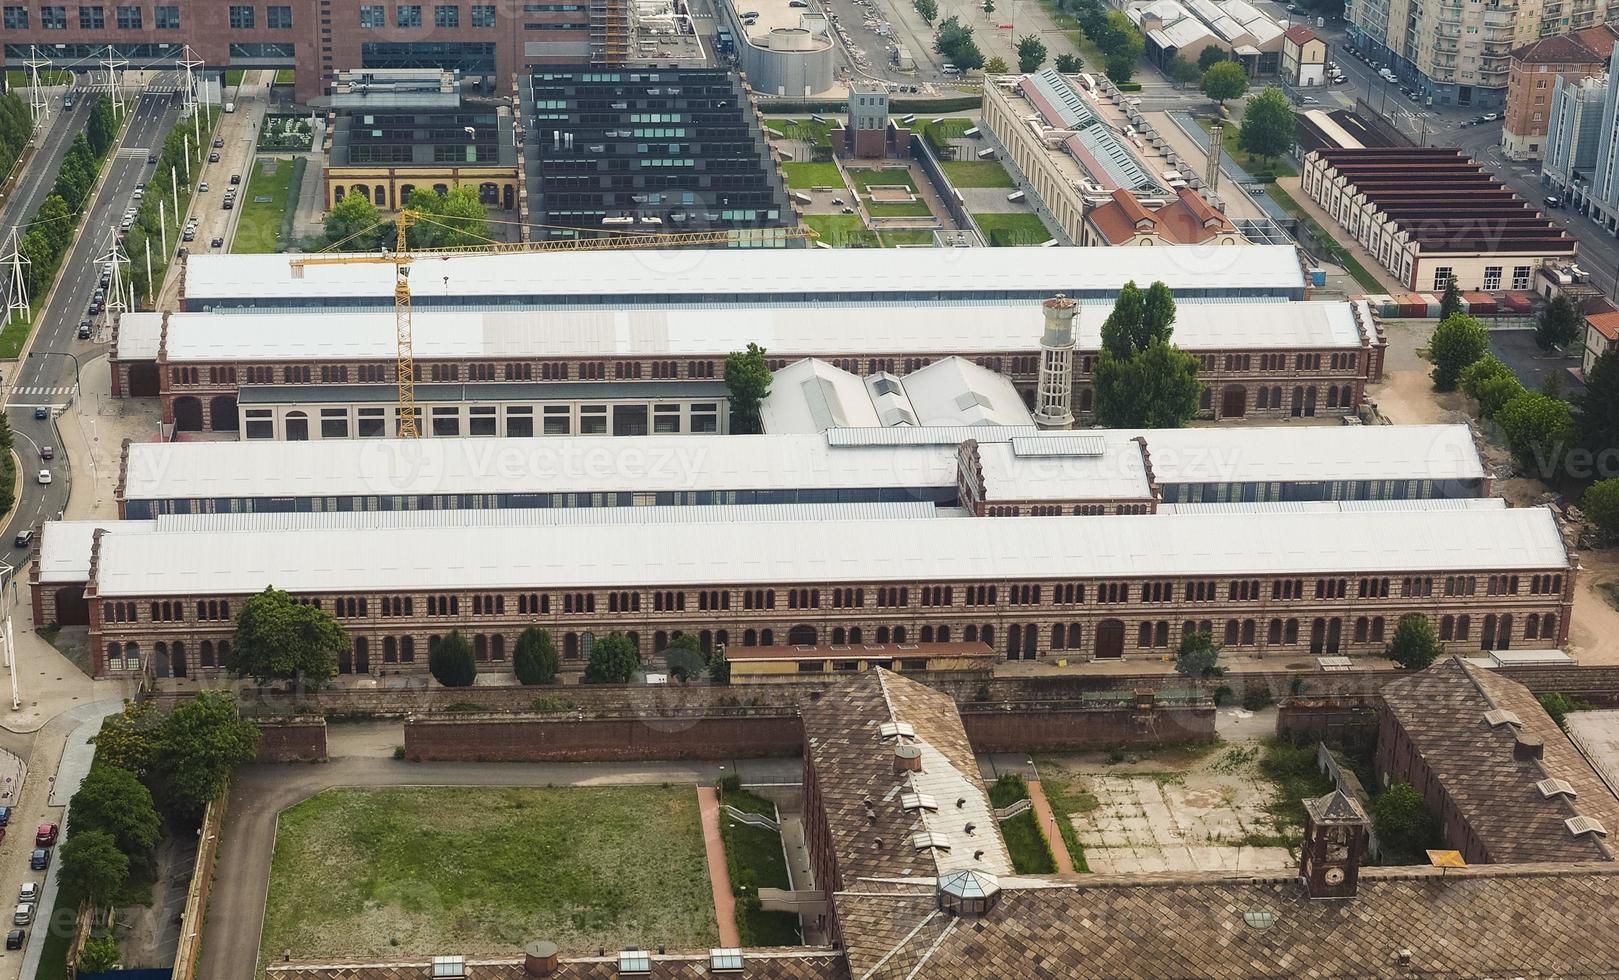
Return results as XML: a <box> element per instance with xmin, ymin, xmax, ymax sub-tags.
<box><xmin>5</xmin><ymin>69</ymin><xmax>72</xmax><ymax>87</ymax></box>
<box><xmin>275</xmin><ymin>68</ymin><xmax>295</xmax><ymax>84</ymax></box>
<box><xmin>717</xmin><ymin>788</ymin><xmax>800</xmax><ymax>947</ymax></box>
<box><xmin>260</xmin><ymin>786</ymin><xmax>716</xmax><ymax>964</ymax></box>
<box><xmin>233</xmin><ymin>156</ymin><xmax>295</xmax><ymax>253</ymax></box>
<box><xmin>1253</xmin><ymin>739</ymin><xmax>1336</xmax><ymax>846</ymax></box>
<box><xmin>225</xmin><ymin>69</ymin><xmax>244</xmax><ymax>86</ymax></box>
<box><xmin>803</xmin><ymin>214</ymin><xmax>878</xmax><ymax>247</ymax></box>
<box><xmin>941</xmin><ymin>160</ymin><xmax>1015</xmax><ymax>188</ymax></box>
<box><xmin>866</xmin><ymin>200</ymin><xmax>933</xmax><ymax>217</ymax></box>
<box><xmin>972</xmin><ymin>211</ymin><xmax>1052</xmax><ymax>246</ymax></box>
<box><xmin>1265</xmin><ymin>182</ymin><xmax>1385</xmax><ymax>293</ymax></box>
<box><xmin>1033</xmin><ymin>759</ymin><xmax>1098</xmax><ymax>873</ymax></box>
<box><xmin>780</xmin><ymin>162</ymin><xmax>844</xmax><ymax>190</ymax></box>
<box><xmin>879</xmin><ymin>229</ymin><xmax>936</xmax><ymax>246</ymax></box>
<box><xmin>847</xmin><ymin>167</ymin><xmax>918</xmax><ymax>192</ymax></box>
<box><xmin>1195</xmin><ymin>117</ymin><xmax>1297</xmax><ymax>179</ymax></box>
<box><xmin>918</xmin><ymin>118</ymin><xmax>973</xmax><ymax>147</ymax></box>
<box><xmin>763</xmin><ymin>118</ymin><xmax>834</xmax><ymax>147</ymax></box>
<box><xmin>987</xmin><ymin>775</ymin><xmax>1057</xmax><ymax>874</ymax></box>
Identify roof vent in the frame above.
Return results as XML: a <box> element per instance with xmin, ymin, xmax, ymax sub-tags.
<box><xmin>431</xmin><ymin>956</ymin><xmax>467</xmax><ymax>979</ymax></box>
<box><xmin>900</xmin><ymin>791</ymin><xmax>937</xmax><ymax>812</ymax></box>
<box><xmin>1537</xmin><ymin>777</ymin><xmax>1578</xmax><ymax>800</ymax></box>
<box><xmin>1567</xmin><ymin>815</ymin><xmax>1609</xmax><ymax>837</ymax></box>
<box><xmin>523</xmin><ymin>941</ymin><xmax>560</xmax><ymax>977</ymax></box>
<box><xmin>1514</xmin><ymin>733</ymin><xmax>1545</xmax><ymax>762</ymax></box>
<box><xmin>618</xmin><ymin>949</ymin><xmax>652</xmax><ymax>975</ymax></box>
<box><xmin>1396</xmin><ymin>949</ymin><xmax>1413</xmax><ymax>966</ymax></box>
<box><xmin>894</xmin><ymin>744</ymin><xmax>923</xmax><ymax>773</ymax></box>
<box><xmin>710</xmin><ymin>949</ymin><xmax>745</xmax><ymax>973</ymax></box>
<box><xmin>879</xmin><ymin>721</ymin><xmax>916</xmax><ymax>740</ymax></box>
<box><xmin>1484</xmin><ymin>708</ymin><xmax>1522</xmax><ymax>728</ymax></box>
<box><xmin>912</xmin><ymin>831</ymin><xmax>952</xmax><ymax>852</ymax></box>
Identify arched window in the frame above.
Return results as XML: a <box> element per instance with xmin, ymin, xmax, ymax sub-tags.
<box><xmin>200</xmin><ymin>640</ymin><xmax>215</xmax><ymax>668</ymax></box>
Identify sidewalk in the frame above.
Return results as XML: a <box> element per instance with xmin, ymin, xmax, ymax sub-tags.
<box><xmin>1027</xmin><ymin>779</ymin><xmax>1075</xmax><ymax>874</ymax></box>
<box><xmin>695</xmin><ymin>786</ymin><xmax>742</xmax><ymax>948</ymax></box>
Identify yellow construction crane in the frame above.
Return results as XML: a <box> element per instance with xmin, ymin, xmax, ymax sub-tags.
<box><xmin>288</xmin><ymin>213</ymin><xmax>814</xmax><ymax>438</ymax></box>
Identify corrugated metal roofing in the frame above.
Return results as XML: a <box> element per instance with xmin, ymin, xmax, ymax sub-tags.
<box><xmin>1010</xmin><ymin>435</ymin><xmax>1108</xmax><ymax>457</ymax></box>
<box><xmin>1156</xmin><ymin>498</ymin><xmax>1506</xmax><ymax>514</ymax></box>
<box><xmin>825</xmin><ymin>426</ymin><xmax>1041</xmax><ymax>446</ymax></box>
<box><xmin>92</xmin><ymin>507</ymin><xmax>1568</xmax><ymax>597</ymax></box>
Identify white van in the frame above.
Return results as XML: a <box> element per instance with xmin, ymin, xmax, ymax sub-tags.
<box><xmin>1006</xmin><ymin>190</ymin><xmax>1026</xmax><ymax>203</ymax></box>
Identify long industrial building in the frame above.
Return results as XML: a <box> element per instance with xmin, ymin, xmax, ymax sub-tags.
<box><xmin>175</xmin><ymin>245</ymin><xmax>1311</xmax><ymax>311</ymax></box>
<box><xmin>109</xmin><ymin>425</ymin><xmax>1489</xmax><ymax>519</ymax></box>
<box><xmin>55</xmin><ymin>504</ymin><xmax>1573</xmax><ymax>679</ymax></box>
<box><xmin>113</xmin><ymin>297</ymin><xmax>1380</xmax><ymax>434</ymax></box>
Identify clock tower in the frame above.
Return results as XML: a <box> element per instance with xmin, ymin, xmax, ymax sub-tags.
<box><xmin>1299</xmin><ymin>788</ymin><xmax>1370</xmax><ymax>900</ymax></box>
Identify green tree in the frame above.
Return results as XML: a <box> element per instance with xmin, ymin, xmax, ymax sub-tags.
<box><xmin>1198</xmin><ymin>44</ymin><xmax>1228</xmax><ymax>70</ymax></box>
<box><xmin>1428</xmin><ymin>312</ymin><xmax>1489</xmax><ymax>391</ymax></box>
<box><xmin>512</xmin><ymin>626</ymin><xmax>560</xmax><ymax>685</ymax></box>
<box><xmin>1439</xmin><ymin>278</ymin><xmax>1463</xmax><ymax>320</ymax></box>
<box><xmin>1538</xmin><ymin>691</ymin><xmax>1588</xmax><ymax>731</ymax></box>
<box><xmin>91</xmin><ymin>701</ymin><xmax>163</xmax><ymax>778</ymax></box>
<box><xmin>985</xmin><ymin>56</ymin><xmax>1009</xmax><ymax>74</ymax></box>
<box><xmin>1168</xmin><ymin>54</ymin><xmax>1202</xmax><ymax>87</ymax></box>
<box><xmin>323</xmin><ymin>192</ymin><xmax>383</xmax><ymax>248</ymax></box>
<box><xmin>428</xmin><ymin>630</ymin><xmax>477</xmax><ymax>687</ymax></box>
<box><xmin>151</xmin><ymin>692</ymin><xmax>259</xmax><ymax>821</ymax></box>
<box><xmin>725</xmin><ymin>342</ymin><xmax>772</xmax><ymax>434</ymax></box>
<box><xmin>1495</xmin><ymin>390</ymin><xmax>1574</xmax><ymax>475</ymax></box>
<box><xmin>1101</xmin><ymin>13</ymin><xmax>1143</xmax><ymax>81</ymax></box>
<box><xmin>1581</xmin><ymin>478</ymin><xmax>1619</xmax><ymax>541</ymax></box>
<box><xmin>404</xmin><ymin>185</ymin><xmax>489</xmax><ymax>249</ymax></box>
<box><xmin>87</xmin><ymin>96</ymin><xmax>117</xmax><ymax>157</ymax></box>
<box><xmin>1201</xmin><ymin>61</ymin><xmax>1249</xmax><ymax>108</ymax></box>
<box><xmin>1173</xmin><ymin>630</ymin><xmax>1224</xmax><ymax>679</ymax></box>
<box><xmin>1093</xmin><ymin>281</ymin><xmax>1201</xmax><ymax>427</ymax></box>
<box><xmin>53</xmin><ymin>134</ymin><xmax>97</xmax><ymax>209</ymax></box>
<box><xmin>35</xmin><ymin>193</ymin><xmax>75</xmax><ymax>253</ymax></box>
<box><xmin>708</xmin><ymin>645</ymin><xmax>732</xmax><ymax>684</ymax></box>
<box><xmin>1459</xmin><ymin>354</ymin><xmax>1523</xmax><ymax>418</ymax></box>
<box><xmin>1054</xmin><ymin>53</ymin><xmax>1083</xmax><ymax>73</ymax></box>
<box><xmin>1372</xmin><ymin>781</ymin><xmax>1439</xmax><ymax>859</ymax></box>
<box><xmin>58</xmin><ymin>830</ymin><xmax>129</xmax><ymax>906</ymax></box>
<box><xmin>78</xmin><ymin>936</ymin><xmax>120</xmax><ymax>972</ymax></box>
<box><xmin>1238</xmin><ymin>86</ymin><xmax>1293</xmax><ymax>162</ymax></box>
<box><xmin>913</xmin><ymin>0</ymin><xmax>938</xmax><ymax>22</ymax></box>
<box><xmin>67</xmin><ymin>764</ymin><xmax>161</xmax><ymax>861</ymax></box>
<box><xmin>18</xmin><ymin>228</ymin><xmax>53</xmax><ymax>298</ymax></box>
<box><xmin>1577</xmin><ymin>346</ymin><xmax>1619</xmax><ymax>454</ymax></box>
<box><xmin>228</xmin><ymin>585</ymin><xmax>345</xmax><ymax>687</ymax></box>
<box><xmin>584</xmin><ymin>632</ymin><xmax>640</xmax><ymax>684</ymax></box>
<box><xmin>1017</xmin><ymin>34</ymin><xmax>1048</xmax><ymax>73</ymax></box>
<box><xmin>1386</xmin><ymin>613</ymin><xmax>1441</xmax><ymax>670</ymax></box>
<box><xmin>663</xmin><ymin>633</ymin><xmax>706</xmax><ymax>684</ymax></box>
<box><xmin>1535</xmin><ymin>293</ymin><xmax>1581</xmax><ymax>351</ymax></box>
<box><xmin>982</xmin><ymin>0</ymin><xmax>995</xmax><ymax>11</ymax></box>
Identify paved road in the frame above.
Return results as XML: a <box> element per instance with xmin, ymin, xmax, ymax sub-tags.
<box><xmin>202</xmin><ymin>756</ymin><xmax>802</xmax><ymax>978</ymax></box>
<box><xmin>0</xmin><ymin>86</ymin><xmax>178</xmax><ymax>565</ymax></box>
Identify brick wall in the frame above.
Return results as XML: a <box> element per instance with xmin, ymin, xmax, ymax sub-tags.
<box><xmin>959</xmin><ymin>701</ymin><xmax>1216</xmax><ymax>751</ymax></box>
<box><xmin>403</xmin><ymin>710</ymin><xmax>805</xmax><ymax>762</ymax></box>
<box><xmin>254</xmin><ymin>717</ymin><xmax>329</xmax><ymax>763</ymax></box>
<box><xmin>1275</xmin><ymin>696</ymin><xmax>1382</xmax><ymax>741</ymax></box>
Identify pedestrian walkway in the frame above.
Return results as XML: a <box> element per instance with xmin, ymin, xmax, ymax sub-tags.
<box><xmin>695</xmin><ymin>786</ymin><xmax>743</xmax><ymax>948</ymax></box>
<box><xmin>1027</xmin><ymin>779</ymin><xmax>1075</xmax><ymax>874</ymax></box>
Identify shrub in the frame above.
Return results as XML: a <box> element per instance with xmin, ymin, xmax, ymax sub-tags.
<box><xmin>989</xmin><ymin>772</ymin><xmax>1030</xmax><ymax>807</ymax></box>
<box><xmin>716</xmin><ymin>773</ymin><xmax>742</xmax><ymax>795</ymax></box>
<box><xmin>427</xmin><ymin>631</ymin><xmax>476</xmax><ymax>687</ymax></box>
<box><xmin>1428</xmin><ymin>313</ymin><xmax>1489</xmax><ymax>391</ymax></box>
<box><xmin>1213</xmin><ymin>684</ymin><xmax>1235</xmax><ymax>707</ymax></box>
<box><xmin>1372</xmin><ymin>781</ymin><xmax>1440</xmax><ymax>859</ymax></box>
<box><xmin>513</xmin><ymin>627</ymin><xmax>560</xmax><ymax>685</ymax></box>
<box><xmin>1386</xmin><ymin>614</ymin><xmax>1440</xmax><ymax>671</ymax></box>
<box><xmin>583</xmin><ymin>632</ymin><xmax>640</xmax><ymax>684</ymax></box>
<box><xmin>1538</xmin><ymin>691</ymin><xmax>1590</xmax><ymax>731</ymax></box>
<box><xmin>1241</xmin><ymin>686</ymin><xmax>1274</xmax><ymax>711</ymax></box>
<box><xmin>1582</xmin><ymin>478</ymin><xmax>1619</xmax><ymax>542</ymax></box>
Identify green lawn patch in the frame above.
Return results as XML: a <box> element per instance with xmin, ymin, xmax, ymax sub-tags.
<box><xmin>717</xmin><ymin>787</ymin><xmax>800</xmax><ymax>947</ymax></box>
<box><xmin>941</xmin><ymin>160</ymin><xmax>1015</xmax><ymax>188</ymax></box>
<box><xmin>1033</xmin><ymin>759</ymin><xmax>1096</xmax><ymax>873</ymax></box>
<box><xmin>5</xmin><ymin>69</ymin><xmax>71</xmax><ymax>87</ymax></box>
<box><xmin>846</xmin><ymin>167</ymin><xmax>918</xmax><ymax>192</ymax></box>
<box><xmin>225</xmin><ymin>69</ymin><xmax>244</xmax><ymax>87</ymax></box>
<box><xmin>866</xmin><ymin>200</ymin><xmax>933</xmax><ymax>217</ymax></box>
<box><xmin>1254</xmin><ymin>738</ymin><xmax>1336</xmax><ymax>844</ymax></box>
<box><xmin>233</xmin><ymin>156</ymin><xmax>296</xmax><ymax>253</ymax></box>
<box><xmin>780</xmin><ymin>162</ymin><xmax>844</xmax><ymax>190</ymax></box>
<box><xmin>763</xmin><ymin>117</ymin><xmax>834</xmax><ymax>147</ymax></box>
<box><xmin>803</xmin><ymin>214</ymin><xmax>877</xmax><ymax>247</ymax></box>
<box><xmin>987</xmin><ymin>774</ymin><xmax>1056</xmax><ymax>874</ymax></box>
<box><xmin>1265</xmin><ymin>182</ymin><xmax>1384</xmax><ymax>293</ymax></box>
<box><xmin>275</xmin><ymin>68</ymin><xmax>295</xmax><ymax>85</ymax></box>
<box><xmin>972</xmin><ymin>211</ymin><xmax>1052</xmax><ymax>246</ymax></box>
<box><xmin>1194</xmin><ymin>117</ymin><xmax>1296</xmax><ymax>179</ymax></box>
<box><xmin>879</xmin><ymin>229</ymin><xmax>936</xmax><ymax>246</ymax></box>
<box><xmin>260</xmin><ymin>786</ymin><xmax>716</xmax><ymax>964</ymax></box>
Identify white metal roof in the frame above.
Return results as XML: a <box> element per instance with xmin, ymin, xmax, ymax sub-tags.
<box><xmin>1156</xmin><ymin>497</ymin><xmax>1506</xmax><ymax>514</ymax></box>
<box><xmin>901</xmin><ymin>357</ymin><xmax>1032</xmax><ymax>427</ymax></box>
<box><xmin>91</xmin><ymin>507</ymin><xmax>1568</xmax><ymax>597</ymax></box>
<box><xmin>180</xmin><ymin>245</ymin><xmax>1306</xmax><ymax>304</ymax></box>
<box><xmin>760</xmin><ymin>358</ymin><xmax>884</xmax><ymax>434</ymax></box>
<box><xmin>761</xmin><ymin>357</ymin><xmax>1033</xmax><ymax>434</ymax></box>
<box><xmin>121</xmin><ymin>433</ymin><xmax>960</xmax><ymax>500</ymax></box>
<box><xmin>1143</xmin><ymin>424</ymin><xmax>1486</xmax><ymax>484</ymax></box>
<box><xmin>37</xmin><ymin>520</ymin><xmax>156</xmax><ymax>584</ymax></box>
<box><xmin>973</xmin><ymin>436</ymin><xmax>1152</xmax><ymax>501</ymax></box>
<box><xmin>120</xmin><ymin>300</ymin><xmax>1361</xmax><ymax>363</ymax></box>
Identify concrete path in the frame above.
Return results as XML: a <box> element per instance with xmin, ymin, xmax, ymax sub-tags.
<box><xmin>1026</xmin><ymin>780</ymin><xmax>1075</xmax><ymax>875</ymax></box>
<box><xmin>200</xmin><ymin>756</ymin><xmax>800</xmax><ymax>980</ymax></box>
<box><xmin>695</xmin><ymin>786</ymin><xmax>742</xmax><ymax>948</ymax></box>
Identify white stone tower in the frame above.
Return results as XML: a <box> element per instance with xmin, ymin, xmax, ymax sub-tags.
<box><xmin>1034</xmin><ymin>293</ymin><xmax>1077</xmax><ymax>429</ymax></box>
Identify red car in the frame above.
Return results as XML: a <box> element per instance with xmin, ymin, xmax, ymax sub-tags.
<box><xmin>34</xmin><ymin>824</ymin><xmax>56</xmax><ymax>847</ymax></box>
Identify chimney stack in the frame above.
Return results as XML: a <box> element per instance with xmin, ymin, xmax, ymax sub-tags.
<box><xmin>1514</xmin><ymin>734</ymin><xmax>1545</xmax><ymax>762</ymax></box>
<box><xmin>1034</xmin><ymin>294</ymin><xmax>1078</xmax><ymax>430</ymax></box>
<box><xmin>523</xmin><ymin>940</ymin><xmax>560</xmax><ymax>977</ymax></box>
<box><xmin>894</xmin><ymin>744</ymin><xmax>923</xmax><ymax>773</ymax></box>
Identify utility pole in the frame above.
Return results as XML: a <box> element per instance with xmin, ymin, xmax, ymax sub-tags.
<box><xmin>101</xmin><ymin>242</ymin><xmax>128</xmax><ymax>321</ymax></box>
<box><xmin>23</xmin><ymin>47</ymin><xmax>50</xmax><ymax>130</ymax></box>
<box><xmin>158</xmin><ymin>197</ymin><xmax>167</xmax><ymax>253</ymax></box>
<box><xmin>180</xmin><ymin>45</ymin><xmax>203</xmax><ymax>147</ymax></box>
<box><xmin>1</xmin><ymin>228</ymin><xmax>28</xmax><ymax>327</ymax></box>
<box><xmin>100</xmin><ymin>54</ymin><xmax>127</xmax><ymax>117</ymax></box>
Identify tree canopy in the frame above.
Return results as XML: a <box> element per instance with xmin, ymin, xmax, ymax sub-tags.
<box><xmin>1093</xmin><ymin>281</ymin><xmax>1201</xmax><ymax>427</ymax></box>
<box><xmin>68</xmin><ymin>764</ymin><xmax>161</xmax><ymax>862</ymax></box>
<box><xmin>913</xmin><ymin>0</ymin><xmax>937</xmax><ymax>23</ymax></box>
<box><xmin>663</xmin><ymin>634</ymin><xmax>706</xmax><ymax>684</ymax></box>
<box><xmin>725</xmin><ymin>342</ymin><xmax>772</xmax><ymax>434</ymax></box>
<box><xmin>1439</xmin><ymin>279</ymin><xmax>1463</xmax><ymax>321</ymax></box>
<box><xmin>1371</xmin><ymin>781</ymin><xmax>1439</xmax><ymax>860</ymax></box>
<box><xmin>150</xmin><ymin>692</ymin><xmax>259</xmax><ymax>820</ymax></box>
<box><xmin>1173</xmin><ymin>631</ymin><xmax>1224</xmax><ymax>679</ymax></box>
<box><xmin>1578</xmin><ymin>345</ymin><xmax>1619</xmax><ymax>455</ymax></box>
<box><xmin>58</xmin><ymin>830</ymin><xmax>129</xmax><ymax>906</ymax></box>
<box><xmin>91</xmin><ymin>700</ymin><xmax>163</xmax><ymax>778</ymax></box>
<box><xmin>1536</xmin><ymin>293</ymin><xmax>1581</xmax><ymax>351</ymax></box>
<box><xmin>1428</xmin><ymin>312</ymin><xmax>1489</xmax><ymax>391</ymax></box>
<box><xmin>1201</xmin><ymin>61</ymin><xmax>1249</xmax><ymax>107</ymax></box>
<box><xmin>1238</xmin><ymin>86</ymin><xmax>1293</xmax><ymax>161</ymax></box>
<box><xmin>1054</xmin><ymin>53</ymin><xmax>1083</xmax><ymax>73</ymax></box>
<box><xmin>323</xmin><ymin>192</ymin><xmax>382</xmax><ymax>248</ymax></box>
<box><xmin>228</xmin><ymin>585</ymin><xmax>346</xmax><ymax>687</ymax></box>
<box><xmin>513</xmin><ymin>627</ymin><xmax>561</xmax><ymax>685</ymax></box>
<box><xmin>429</xmin><ymin>630</ymin><xmax>477</xmax><ymax>687</ymax></box>
<box><xmin>1017</xmin><ymin>35</ymin><xmax>1048</xmax><ymax>73</ymax></box>
<box><xmin>1494</xmin><ymin>390</ymin><xmax>1573</xmax><ymax>476</ymax></box>
<box><xmin>1198</xmin><ymin>44</ymin><xmax>1228</xmax><ymax>70</ymax></box>
<box><xmin>1386</xmin><ymin>613</ymin><xmax>1441</xmax><ymax>671</ymax></box>
<box><xmin>584</xmin><ymin>632</ymin><xmax>641</xmax><ymax>684</ymax></box>
<box><xmin>1168</xmin><ymin>54</ymin><xmax>1201</xmax><ymax>87</ymax></box>
<box><xmin>1458</xmin><ymin>354</ymin><xmax>1524</xmax><ymax>418</ymax></box>
<box><xmin>402</xmin><ymin>186</ymin><xmax>489</xmax><ymax>249</ymax></box>
<box><xmin>984</xmin><ymin>56</ymin><xmax>1009</xmax><ymax>75</ymax></box>
<box><xmin>934</xmin><ymin>17</ymin><xmax>986</xmax><ymax>70</ymax></box>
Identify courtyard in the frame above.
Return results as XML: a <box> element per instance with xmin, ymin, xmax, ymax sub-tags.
<box><xmin>259</xmin><ymin>785</ymin><xmax>717</xmax><ymax>965</ymax></box>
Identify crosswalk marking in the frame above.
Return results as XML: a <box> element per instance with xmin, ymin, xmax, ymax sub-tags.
<box><xmin>8</xmin><ymin>386</ymin><xmax>73</xmax><ymax>396</ymax></box>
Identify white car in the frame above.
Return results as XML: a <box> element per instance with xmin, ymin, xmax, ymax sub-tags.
<box><xmin>11</xmin><ymin>903</ymin><xmax>31</xmax><ymax>927</ymax></box>
<box><xmin>16</xmin><ymin>884</ymin><xmax>36</xmax><ymax>905</ymax></box>
<box><xmin>36</xmin><ymin>470</ymin><xmax>50</xmax><ymax>486</ymax></box>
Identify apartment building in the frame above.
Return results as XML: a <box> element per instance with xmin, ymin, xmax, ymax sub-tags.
<box><xmin>1346</xmin><ymin>0</ymin><xmax>1524</xmax><ymax>107</ymax></box>
<box><xmin>1502</xmin><ymin>26</ymin><xmax>1618</xmax><ymax>160</ymax></box>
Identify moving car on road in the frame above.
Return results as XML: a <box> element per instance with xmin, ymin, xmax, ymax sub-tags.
<box><xmin>34</xmin><ymin>470</ymin><xmax>49</xmax><ymax>486</ymax></box>
<box><xmin>10</xmin><ymin>530</ymin><xmax>30</xmax><ymax>550</ymax></box>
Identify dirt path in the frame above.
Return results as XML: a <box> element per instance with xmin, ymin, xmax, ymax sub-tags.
<box><xmin>696</xmin><ymin>786</ymin><xmax>742</xmax><ymax>948</ymax></box>
<box><xmin>1025</xmin><ymin>780</ymin><xmax>1074</xmax><ymax>874</ymax></box>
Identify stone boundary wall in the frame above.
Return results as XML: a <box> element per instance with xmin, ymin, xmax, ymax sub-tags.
<box><xmin>254</xmin><ymin>716</ymin><xmax>328</xmax><ymax>763</ymax></box>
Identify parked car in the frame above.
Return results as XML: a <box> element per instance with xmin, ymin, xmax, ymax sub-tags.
<box><xmin>32</xmin><ymin>407</ymin><xmax>46</xmax><ymax>420</ymax></box>
<box><xmin>27</xmin><ymin>849</ymin><xmax>46</xmax><ymax>871</ymax></box>
<box><xmin>223</xmin><ymin>199</ymin><xmax>234</xmax><ymax>210</ymax></box>
<box><xmin>208</xmin><ymin>152</ymin><xmax>219</xmax><ymax>163</ymax></box>
<box><xmin>5</xmin><ymin>928</ymin><xmax>22</xmax><ymax>950</ymax></box>
<box><xmin>147</xmin><ymin>152</ymin><xmax>157</xmax><ymax>164</ymax></box>
<box><xmin>181</xmin><ymin>230</ymin><xmax>195</xmax><ymax>242</ymax></box>
<box><xmin>211</xmin><ymin>237</ymin><xmax>224</xmax><ymax>248</ymax></box>
<box><xmin>199</xmin><ymin>181</ymin><xmax>209</xmax><ymax>192</ymax></box>
<box><xmin>77</xmin><ymin>321</ymin><xmax>91</xmax><ymax>339</ymax></box>
<box><xmin>33</xmin><ymin>825</ymin><xmax>55</xmax><ymax>847</ymax></box>
<box><xmin>212</xmin><ymin>137</ymin><xmax>224</xmax><ymax>148</ymax></box>
<box><xmin>39</xmin><ymin>446</ymin><xmax>52</xmax><ymax>460</ymax></box>
<box><xmin>0</xmin><ymin>807</ymin><xmax>11</xmax><ymax>826</ymax></box>
<box><xmin>230</xmin><ymin>173</ymin><xmax>241</xmax><ymax>185</ymax></box>
<box><xmin>176</xmin><ymin>245</ymin><xmax>188</xmax><ymax>258</ymax></box>
<box><xmin>33</xmin><ymin>471</ymin><xmax>48</xmax><ymax>486</ymax></box>
<box><xmin>1546</xmin><ymin>195</ymin><xmax>1562</xmax><ymax>209</ymax></box>
<box><xmin>87</xmin><ymin>299</ymin><xmax>101</xmax><ymax>315</ymax></box>
<box><xmin>17</xmin><ymin>885</ymin><xmax>36</xmax><ymax>905</ymax></box>
<box><xmin>11</xmin><ymin>905</ymin><xmax>31</xmax><ymax>928</ymax></box>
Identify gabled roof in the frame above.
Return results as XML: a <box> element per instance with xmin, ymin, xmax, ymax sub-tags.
<box><xmin>1380</xmin><ymin>657</ymin><xmax>1619</xmax><ymax>863</ymax></box>
<box><xmin>1281</xmin><ymin>23</ymin><xmax>1320</xmax><ymax>46</ymax></box>
<box><xmin>1510</xmin><ymin>25</ymin><xmax>1619</xmax><ymax>65</ymax></box>
<box><xmin>1084</xmin><ymin>187</ymin><xmax>1240</xmax><ymax>245</ymax></box>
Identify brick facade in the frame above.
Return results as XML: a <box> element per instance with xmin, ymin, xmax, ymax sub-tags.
<box><xmin>254</xmin><ymin>717</ymin><xmax>328</xmax><ymax>762</ymax></box>
<box><xmin>402</xmin><ymin>710</ymin><xmax>805</xmax><ymax>762</ymax></box>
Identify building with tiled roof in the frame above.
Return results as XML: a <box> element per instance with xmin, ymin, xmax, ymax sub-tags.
<box><xmin>1378</xmin><ymin>656</ymin><xmax>1619</xmax><ymax>864</ymax></box>
<box><xmin>1079</xmin><ymin>187</ymin><xmax>1245</xmax><ymax>247</ymax></box>
<box><xmin>1503</xmin><ymin>25</ymin><xmax>1619</xmax><ymax>160</ymax></box>
<box><xmin>1582</xmin><ymin>297</ymin><xmax>1619</xmax><ymax>376</ymax></box>
<box><xmin>1281</xmin><ymin>24</ymin><xmax>1326</xmax><ymax>89</ymax></box>
<box><xmin>266</xmin><ymin>947</ymin><xmax>850</xmax><ymax>979</ymax></box>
